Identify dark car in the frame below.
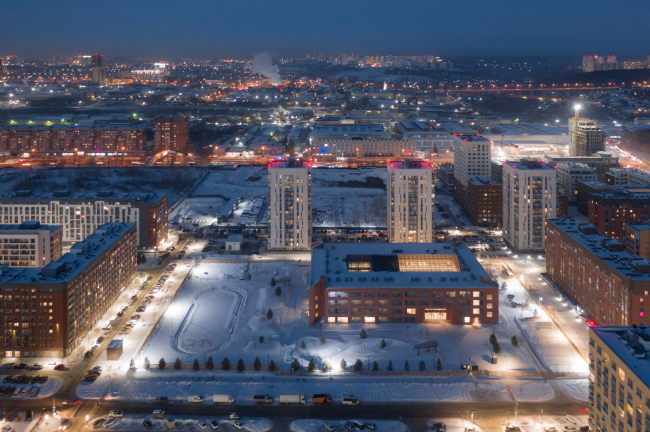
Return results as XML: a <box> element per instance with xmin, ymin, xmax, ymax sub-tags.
<box><xmin>13</xmin><ymin>364</ymin><xmax>27</xmax><ymax>370</ymax></box>
<box><xmin>154</xmin><ymin>397</ymin><xmax>168</xmax><ymax>403</ymax></box>
<box><xmin>143</xmin><ymin>420</ymin><xmax>153</xmax><ymax>430</ymax></box>
<box><xmin>96</xmin><ymin>336</ymin><xmax>104</xmax><ymax>344</ymax></box>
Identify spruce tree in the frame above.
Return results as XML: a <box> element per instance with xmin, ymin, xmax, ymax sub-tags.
<box><xmin>419</xmin><ymin>360</ymin><xmax>425</xmax><ymax>371</ymax></box>
<box><xmin>511</xmin><ymin>335</ymin><xmax>518</xmax><ymax>347</ymax></box>
<box><xmin>354</xmin><ymin>359</ymin><xmax>363</xmax><ymax>372</ymax></box>
<box><xmin>266</xmin><ymin>309</ymin><xmax>273</xmax><ymax>320</ymax></box>
<box><xmin>322</xmin><ymin>360</ymin><xmax>331</xmax><ymax>373</ymax></box>
<box><xmin>372</xmin><ymin>361</ymin><xmax>379</xmax><ymax>371</ymax></box>
<box><xmin>268</xmin><ymin>360</ymin><xmax>277</xmax><ymax>372</ymax></box>
<box><xmin>144</xmin><ymin>357</ymin><xmax>150</xmax><ymax>370</ymax></box>
<box><xmin>237</xmin><ymin>358</ymin><xmax>245</xmax><ymax>372</ymax></box>
<box><xmin>387</xmin><ymin>360</ymin><xmax>393</xmax><ymax>371</ymax></box>
<box><xmin>404</xmin><ymin>360</ymin><xmax>410</xmax><ymax>371</ymax></box>
<box><xmin>253</xmin><ymin>357</ymin><xmax>262</xmax><ymax>371</ymax></box>
<box><xmin>291</xmin><ymin>358</ymin><xmax>301</xmax><ymax>372</ymax></box>
<box><xmin>360</xmin><ymin>328</ymin><xmax>367</xmax><ymax>339</ymax></box>
<box><xmin>192</xmin><ymin>359</ymin><xmax>200</xmax><ymax>371</ymax></box>
<box><xmin>436</xmin><ymin>358</ymin><xmax>443</xmax><ymax>371</ymax></box>
<box><xmin>259</xmin><ymin>335</ymin><xmax>265</xmax><ymax>343</ymax></box>
<box><xmin>340</xmin><ymin>358</ymin><xmax>348</xmax><ymax>371</ymax></box>
<box><xmin>301</xmin><ymin>341</ymin><xmax>306</xmax><ymax>349</ymax></box>
<box><xmin>307</xmin><ymin>358</ymin><xmax>317</xmax><ymax>373</ymax></box>
<box><xmin>174</xmin><ymin>357</ymin><xmax>182</xmax><ymax>370</ymax></box>
<box><xmin>206</xmin><ymin>356</ymin><xmax>214</xmax><ymax>370</ymax></box>
<box><xmin>221</xmin><ymin>357</ymin><xmax>231</xmax><ymax>371</ymax></box>
<box><xmin>158</xmin><ymin>358</ymin><xmax>166</xmax><ymax>370</ymax></box>
<box><xmin>380</xmin><ymin>339</ymin><xmax>386</xmax><ymax>349</ymax></box>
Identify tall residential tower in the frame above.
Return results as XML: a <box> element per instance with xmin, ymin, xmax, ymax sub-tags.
<box><xmin>503</xmin><ymin>159</ymin><xmax>557</xmax><ymax>252</ymax></box>
<box><xmin>268</xmin><ymin>158</ymin><xmax>312</xmax><ymax>250</ymax></box>
<box><xmin>387</xmin><ymin>159</ymin><xmax>434</xmax><ymax>243</ymax></box>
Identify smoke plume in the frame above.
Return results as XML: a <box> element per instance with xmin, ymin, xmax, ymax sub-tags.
<box><xmin>252</xmin><ymin>52</ymin><xmax>282</xmax><ymax>86</ymax></box>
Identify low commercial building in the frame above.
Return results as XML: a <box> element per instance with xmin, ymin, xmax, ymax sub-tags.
<box><xmin>309</xmin><ymin>242</ymin><xmax>499</xmax><ymax>326</ymax></box>
<box><xmin>225</xmin><ymin>234</ymin><xmax>242</xmax><ymax>251</ymax></box>
<box><xmin>0</xmin><ymin>222</ymin><xmax>62</xmax><ymax>267</ymax></box>
<box><xmin>311</xmin><ymin>138</ymin><xmax>417</xmax><ymax>158</ymax></box>
<box><xmin>107</xmin><ymin>339</ymin><xmax>124</xmax><ymax>361</ymax></box>
<box><xmin>546</xmin><ymin>218</ymin><xmax>650</xmax><ymax>326</ymax></box>
<box><xmin>0</xmin><ymin>223</ymin><xmax>137</xmax><ymax>358</ymax></box>
<box><xmin>0</xmin><ymin>190</ymin><xmax>167</xmax><ymax>249</ymax></box>
<box><xmin>588</xmin><ymin>326</ymin><xmax>650</xmax><ymax>432</ymax></box>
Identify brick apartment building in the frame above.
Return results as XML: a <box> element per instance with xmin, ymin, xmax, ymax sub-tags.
<box><xmin>309</xmin><ymin>242</ymin><xmax>499</xmax><ymax>326</ymax></box>
<box><xmin>546</xmin><ymin>218</ymin><xmax>650</xmax><ymax>326</ymax></box>
<box><xmin>0</xmin><ymin>125</ymin><xmax>147</xmax><ymax>155</ymax></box>
<box><xmin>455</xmin><ymin>177</ymin><xmax>502</xmax><ymax>228</ymax></box>
<box><xmin>0</xmin><ymin>223</ymin><xmax>137</xmax><ymax>358</ymax></box>
<box><xmin>575</xmin><ymin>180</ymin><xmax>650</xmax><ymax>216</ymax></box>
<box><xmin>588</xmin><ymin>191</ymin><xmax>650</xmax><ymax>243</ymax></box>
<box><xmin>154</xmin><ymin>118</ymin><xmax>189</xmax><ymax>154</ymax></box>
<box><xmin>0</xmin><ymin>190</ymin><xmax>167</xmax><ymax>249</ymax></box>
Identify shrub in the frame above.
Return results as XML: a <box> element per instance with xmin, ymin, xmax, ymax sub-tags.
<box><xmin>320</xmin><ymin>336</ymin><xmax>326</xmax><ymax>344</ymax></box>
<box><xmin>275</xmin><ymin>286</ymin><xmax>282</xmax><ymax>296</ymax></box>
<box><xmin>493</xmin><ymin>341</ymin><xmax>501</xmax><ymax>353</ymax></box>
<box><xmin>436</xmin><ymin>358</ymin><xmax>442</xmax><ymax>371</ymax></box>
<box><xmin>380</xmin><ymin>339</ymin><xmax>386</xmax><ymax>349</ymax></box>
<box><xmin>270</xmin><ymin>277</ymin><xmax>276</xmax><ymax>287</ymax></box>
<box><xmin>489</xmin><ymin>333</ymin><xmax>497</xmax><ymax>344</ymax></box>
<box><xmin>511</xmin><ymin>335</ymin><xmax>518</xmax><ymax>347</ymax></box>
<box><xmin>259</xmin><ymin>335</ymin><xmax>265</xmax><ymax>343</ymax></box>
<box><xmin>360</xmin><ymin>328</ymin><xmax>367</xmax><ymax>339</ymax></box>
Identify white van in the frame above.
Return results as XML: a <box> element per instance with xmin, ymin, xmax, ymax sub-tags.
<box><xmin>152</xmin><ymin>410</ymin><xmax>165</xmax><ymax>419</ymax></box>
<box><xmin>342</xmin><ymin>396</ymin><xmax>359</xmax><ymax>405</ymax></box>
<box><xmin>188</xmin><ymin>396</ymin><xmax>204</xmax><ymax>403</ymax></box>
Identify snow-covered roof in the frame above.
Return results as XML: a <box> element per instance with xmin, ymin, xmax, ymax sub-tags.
<box><xmin>309</xmin><ymin>242</ymin><xmax>496</xmax><ymax>290</ymax></box>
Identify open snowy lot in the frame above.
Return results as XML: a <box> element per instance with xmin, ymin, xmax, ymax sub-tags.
<box><xmin>291</xmin><ymin>419</ymin><xmax>408</xmax><ymax>432</ymax></box>
<box><xmin>191</xmin><ymin>167</ymin><xmax>388</xmax><ymax>227</ymax></box>
<box><xmin>86</xmin><ymin>415</ymin><xmax>272</xmax><ymax>432</ymax></box>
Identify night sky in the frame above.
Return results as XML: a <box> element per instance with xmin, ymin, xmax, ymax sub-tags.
<box><xmin>2</xmin><ymin>0</ymin><xmax>649</xmax><ymax>60</ymax></box>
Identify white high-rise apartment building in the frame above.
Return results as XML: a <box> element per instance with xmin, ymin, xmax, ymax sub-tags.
<box><xmin>503</xmin><ymin>159</ymin><xmax>557</xmax><ymax>252</ymax></box>
<box><xmin>453</xmin><ymin>137</ymin><xmax>491</xmax><ymax>187</ymax></box>
<box><xmin>556</xmin><ymin>162</ymin><xmax>596</xmax><ymax>203</ymax></box>
<box><xmin>268</xmin><ymin>159</ymin><xmax>312</xmax><ymax>251</ymax></box>
<box><xmin>387</xmin><ymin>159</ymin><xmax>434</xmax><ymax>243</ymax></box>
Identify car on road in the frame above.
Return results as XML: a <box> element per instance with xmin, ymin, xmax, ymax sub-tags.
<box><xmin>209</xmin><ymin>421</ymin><xmax>219</xmax><ymax>430</ymax></box>
<box><xmin>136</xmin><ymin>306</ymin><xmax>146</xmax><ymax>313</ymax></box>
<box><xmin>228</xmin><ymin>413</ymin><xmax>240</xmax><ymax>420</ymax></box>
<box><xmin>96</xmin><ymin>337</ymin><xmax>104</xmax><ymax>344</ymax></box>
<box><xmin>92</xmin><ymin>419</ymin><xmax>105</xmax><ymax>429</ymax></box>
<box><xmin>142</xmin><ymin>420</ymin><xmax>152</xmax><ymax>430</ymax></box>
<box><xmin>84</xmin><ymin>375</ymin><xmax>98</xmax><ymax>382</ymax></box>
<box><xmin>232</xmin><ymin>423</ymin><xmax>243</xmax><ymax>430</ymax></box>
<box><xmin>108</xmin><ymin>410</ymin><xmax>124</xmax><ymax>418</ymax></box>
<box><xmin>54</xmin><ymin>364</ymin><xmax>65</xmax><ymax>371</ymax></box>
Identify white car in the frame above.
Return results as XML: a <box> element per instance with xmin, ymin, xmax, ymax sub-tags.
<box><xmin>228</xmin><ymin>413</ymin><xmax>240</xmax><ymax>420</ymax></box>
<box><xmin>232</xmin><ymin>423</ymin><xmax>244</xmax><ymax>430</ymax></box>
<box><xmin>324</xmin><ymin>423</ymin><xmax>335</xmax><ymax>431</ymax></box>
<box><xmin>104</xmin><ymin>419</ymin><xmax>117</xmax><ymax>428</ymax></box>
<box><xmin>108</xmin><ymin>411</ymin><xmax>124</xmax><ymax>418</ymax></box>
<box><xmin>197</xmin><ymin>421</ymin><xmax>207</xmax><ymax>430</ymax></box>
<box><xmin>209</xmin><ymin>421</ymin><xmax>219</xmax><ymax>430</ymax></box>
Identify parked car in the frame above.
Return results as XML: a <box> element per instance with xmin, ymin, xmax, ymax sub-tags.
<box><xmin>108</xmin><ymin>410</ymin><xmax>124</xmax><ymax>418</ymax></box>
<box><xmin>0</xmin><ymin>364</ymin><xmax>14</xmax><ymax>370</ymax></box>
<box><xmin>29</xmin><ymin>363</ymin><xmax>43</xmax><ymax>370</ymax></box>
<box><xmin>197</xmin><ymin>421</ymin><xmax>207</xmax><ymax>430</ymax></box>
<box><xmin>92</xmin><ymin>419</ymin><xmax>105</xmax><ymax>429</ymax></box>
<box><xmin>352</xmin><ymin>421</ymin><xmax>366</xmax><ymax>430</ymax></box>
<box><xmin>142</xmin><ymin>420</ymin><xmax>153</xmax><ymax>430</ymax></box>
<box><xmin>344</xmin><ymin>423</ymin><xmax>355</xmax><ymax>432</ymax></box>
<box><xmin>154</xmin><ymin>396</ymin><xmax>168</xmax><ymax>403</ymax></box>
<box><xmin>84</xmin><ymin>375</ymin><xmax>98</xmax><ymax>382</ymax></box>
<box><xmin>103</xmin><ymin>419</ymin><xmax>117</xmax><ymax>428</ymax></box>
<box><xmin>209</xmin><ymin>421</ymin><xmax>219</xmax><ymax>430</ymax></box>
<box><xmin>96</xmin><ymin>337</ymin><xmax>104</xmax><ymax>344</ymax></box>
<box><xmin>228</xmin><ymin>413</ymin><xmax>240</xmax><ymax>420</ymax></box>
<box><xmin>365</xmin><ymin>423</ymin><xmax>377</xmax><ymax>430</ymax></box>
<box><xmin>13</xmin><ymin>364</ymin><xmax>27</xmax><ymax>370</ymax></box>
<box><xmin>232</xmin><ymin>423</ymin><xmax>244</xmax><ymax>431</ymax></box>
<box><xmin>324</xmin><ymin>423</ymin><xmax>335</xmax><ymax>432</ymax></box>
<box><xmin>28</xmin><ymin>387</ymin><xmax>38</xmax><ymax>397</ymax></box>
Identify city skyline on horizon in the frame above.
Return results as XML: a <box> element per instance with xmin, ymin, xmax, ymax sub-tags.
<box><xmin>1</xmin><ymin>0</ymin><xmax>649</xmax><ymax>60</ymax></box>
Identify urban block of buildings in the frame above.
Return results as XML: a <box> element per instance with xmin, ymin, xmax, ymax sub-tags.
<box><xmin>0</xmin><ymin>223</ymin><xmax>137</xmax><ymax>358</ymax></box>
<box><xmin>557</xmin><ymin>162</ymin><xmax>597</xmax><ymax>204</ymax></box>
<box><xmin>0</xmin><ymin>125</ymin><xmax>148</xmax><ymax>156</ymax></box>
<box><xmin>588</xmin><ymin>190</ymin><xmax>650</xmax><ymax>243</ymax></box>
<box><xmin>0</xmin><ymin>222</ymin><xmax>62</xmax><ymax>267</ymax></box>
<box><xmin>387</xmin><ymin>159</ymin><xmax>434</xmax><ymax>243</ymax></box>
<box><xmin>267</xmin><ymin>158</ymin><xmax>312</xmax><ymax>251</ymax></box>
<box><xmin>0</xmin><ymin>190</ymin><xmax>167</xmax><ymax>248</ymax></box>
<box><xmin>308</xmin><ymin>242</ymin><xmax>499</xmax><ymax>326</ymax></box>
<box><xmin>546</xmin><ymin>218</ymin><xmax>650</xmax><ymax>327</ymax></box>
<box><xmin>502</xmin><ymin>159</ymin><xmax>557</xmax><ymax>252</ymax></box>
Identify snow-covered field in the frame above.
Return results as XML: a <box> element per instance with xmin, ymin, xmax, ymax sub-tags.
<box><xmin>190</xmin><ymin>167</ymin><xmax>388</xmax><ymax>227</ymax></box>
<box><xmin>169</xmin><ymin>197</ymin><xmax>225</xmax><ymax>224</ymax></box>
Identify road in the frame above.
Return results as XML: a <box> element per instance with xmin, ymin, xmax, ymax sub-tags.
<box><xmin>0</xmin><ymin>398</ymin><xmax>588</xmax><ymax>432</ymax></box>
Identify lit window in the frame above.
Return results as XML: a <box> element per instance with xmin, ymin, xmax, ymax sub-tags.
<box><xmin>406</xmin><ymin>308</ymin><xmax>416</xmax><ymax>315</ymax></box>
<box><xmin>473</xmin><ymin>308</ymin><xmax>480</xmax><ymax>315</ymax></box>
<box><xmin>327</xmin><ymin>317</ymin><xmax>336</xmax><ymax>323</ymax></box>
<box><xmin>487</xmin><ymin>303</ymin><xmax>493</xmax><ymax>309</ymax></box>
<box><xmin>364</xmin><ymin>316</ymin><xmax>375</xmax><ymax>323</ymax></box>
<box><xmin>473</xmin><ymin>300</ymin><xmax>480</xmax><ymax>306</ymax></box>
<box><xmin>473</xmin><ymin>291</ymin><xmax>480</xmax><ymax>297</ymax></box>
<box><xmin>487</xmin><ymin>312</ymin><xmax>493</xmax><ymax>318</ymax></box>
<box><xmin>463</xmin><ymin>317</ymin><xmax>471</xmax><ymax>323</ymax></box>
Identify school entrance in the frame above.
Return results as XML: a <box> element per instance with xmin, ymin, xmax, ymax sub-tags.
<box><xmin>424</xmin><ymin>309</ymin><xmax>447</xmax><ymax>321</ymax></box>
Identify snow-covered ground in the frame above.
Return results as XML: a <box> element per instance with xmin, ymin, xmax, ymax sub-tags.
<box><xmin>0</xmin><ymin>375</ymin><xmax>63</xmax><ymax>399</ymax></box>
<box><xmin>85</xmin><ymin>415</ymin><xmax>272</xmax><ymax>432</ymax></box>
<box><xmin>291</xmin><ymin>419</ymin><xmax>407</xmax><ymax>432</ymax></box>
<box><xmin>190</xmin><ymin>167</ymin><xmax>388</xmax><ymax>228</ymax></box>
